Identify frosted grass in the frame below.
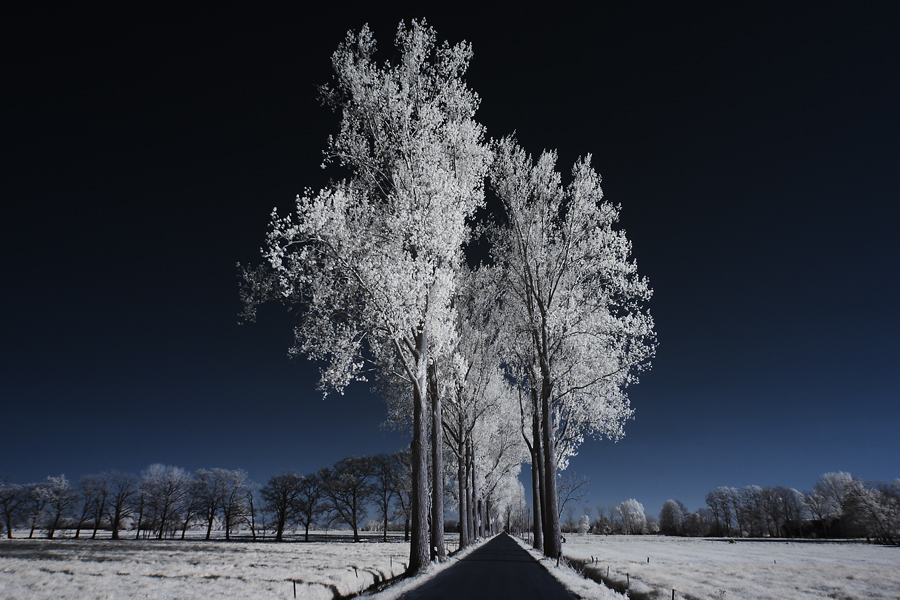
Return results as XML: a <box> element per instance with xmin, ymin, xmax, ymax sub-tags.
<box><xmin>560</xmin><ymin>534</ymin><xmax>900</xmax><ymax>600</ymax></box>
<box><xmin>0</xmin><ymin>531</ymin><xmax>418</xmax><ymax>600</ymax></box>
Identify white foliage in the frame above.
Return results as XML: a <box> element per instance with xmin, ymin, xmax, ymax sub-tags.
<box><xmin>577</xmin><ymin>514</ymin><xmax>591</xmax><ymax>535</ymax></box>
<box><xmin>242</xmin><ymin>20</ymin><xmax>489</xmax><ymax>398</ymax></box>
<box><xmin>490</xmin><ymin>137</ymin><xmax>657</xmax><ymax>460</ymax></box>
<box><xmin>619</xmin><ymin>498</ymin><xmax>646</xmax><ymax>535</ymax></box>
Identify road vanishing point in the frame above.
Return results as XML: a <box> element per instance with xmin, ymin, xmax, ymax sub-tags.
<box><xmin>398</xmin><ymin>533</ymin><xmax>574</xmax><ymax>599</ymax></box>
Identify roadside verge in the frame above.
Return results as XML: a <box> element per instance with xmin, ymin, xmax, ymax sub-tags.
<box><xmin>509</xmin><ymin>536</ymin><xmax>625</xmax><ymax>600</ymax></box>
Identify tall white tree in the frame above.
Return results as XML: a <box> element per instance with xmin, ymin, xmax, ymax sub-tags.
<box><xmin>240</xmin><ymin>20</ymin><xmax>489</xmax><ymax>572</ymax></box>
<box><xmin>619</xmin><ymin>498</ymin><xmax>647</xmax><ymax>535</ymax></box>
<box><xmin>490</xmin><ymin>137</ymin><xmax>656</xmax><ymax>558</ymax></box>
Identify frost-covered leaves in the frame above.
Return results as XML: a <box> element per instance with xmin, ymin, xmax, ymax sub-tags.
<box><xmin>241</xmin><ymin>20</ymin><xmax>489</xmax><ymax>397</ymax></box>
<box><xmin>490</xmin><ymin>136</ymin><xmax>657</xmax><ymax>451</ymax></box>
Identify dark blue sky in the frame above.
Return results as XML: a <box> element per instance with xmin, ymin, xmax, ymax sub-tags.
<box><xmin>2</xmin><ymin>3</ymin><xmax>898</xmax><ymax>518</ymax></box>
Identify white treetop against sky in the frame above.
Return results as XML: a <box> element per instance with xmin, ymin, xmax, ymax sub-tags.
<box><xmin>491</xmin><ymin>137</ymin><xmax>657</xmax><ymax>462</ymax></box>
<box><xmin>241</xmin><ymin>21</ymin><xmax>488</xmax><ymax>395</ymax></box>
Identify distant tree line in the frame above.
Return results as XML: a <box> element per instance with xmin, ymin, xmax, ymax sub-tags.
<box><xmin>654</xmin><ymin>472</ymin><xmax>897</xmax><ymax>544</ymax></box>
<box><xmin>547</xmin><ymin>471</ymin><xmax>898</xmax><ymax>545</ymax></box>
<box><xmin>0</xmin><ymin>446</ymin><xmax>528</xmax><ymax>543</ymax></box>
<box><xmin>0</xmin><ymin>466</ymin><xmax>258</xmax><ymax>541</ymax></box>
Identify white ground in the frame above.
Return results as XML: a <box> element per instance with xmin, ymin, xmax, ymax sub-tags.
<box><xmin>0</xmin><ymin>530</ymin><xmax>423</xmax><ymax>600</ymax></box>
<box><xmin>560</xmin><ymin>534</ymin><xmax>900</xmax><ymax>600</ymax></box>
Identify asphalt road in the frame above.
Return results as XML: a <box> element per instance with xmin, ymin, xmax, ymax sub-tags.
<box><xmin>398</xmin><ymin>533</ymin><xmax>575</xmax><ymax>599</ymax></box>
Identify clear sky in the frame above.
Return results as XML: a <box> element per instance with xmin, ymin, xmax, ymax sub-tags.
<box><xmin>2</xmin><ymin>3</ymin><xmax>898</xmax><ymax>519</ymax></box>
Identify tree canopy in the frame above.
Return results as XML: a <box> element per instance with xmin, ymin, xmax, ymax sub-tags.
<box><xmin>241</xmin><ymin>19</ymin><xmax>656</xmax><ymax>569</ymax></box>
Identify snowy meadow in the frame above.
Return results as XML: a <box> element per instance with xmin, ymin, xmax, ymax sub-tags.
<box><xmin>561</xmin><ymin>534</ymin><xmax>900</xmax><ymax>600</ymax></box>
<box><xmin>0</xmin><ymin>531</ymin><xmax>420</xmax><ymax>600</ymax></box>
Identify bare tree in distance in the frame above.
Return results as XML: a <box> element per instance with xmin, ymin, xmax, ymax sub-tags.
<box><xmin>0</xmin><ymin>479</ymin><xmax>28</xmax><ymax>539</ymax></box>
<box><xmin>371</xmin><ymin>454</ymin><xmax>396</xmax><ymax>542</ymax></box>
<box><xmin>41</xmin><ymin>475</ymin><xmax>75</xmax><ymax>539</ymax></box>
<box><xmin>74</xmin><ymin>474</ymin><xmax>103</xmax><ymax>539</ymax></box>
<box><xmin>261</xmin><ymin>471</ymin><xmax>304</xmax><ymax>542</ymax></box>
<box><xmin>194</xmin><ymin>468</ymin><xmax>226</xmax><ymax>540</ymax></box>
<box><xmin>295</xmin><ymin>473</ymin><xmax>324</xmax><ymax>542</ymax></box>
<box><xmin>390</xmin><ymin>448</ymin><xmax>413</xmax><ymax>542</ymax></box>
<box><xmin>221</xmin><ymin>469</ymin><xmax>251</xmax><ymax>540</ymax></box>
<box><xmin>141</xmin><ymin>464</ymin><xmax>188</xmax><ymax>540</ymax></box>
<box><xmin>105</xmin><ymin>471</ymin><xmax>137</xmax><ymax>540</ymax></box>
<box><xmin>320</xmin><ymin>457</ymin><xmax>376</xmax><ymax>543</ymax></box>
<box><xmin>556</xmin><ymin>472</ymin><xmax>590</xmax><ymax>519</ymax></box>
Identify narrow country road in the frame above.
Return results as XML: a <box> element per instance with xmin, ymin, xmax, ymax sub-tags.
<box><xmin>397</xmin><ymin>533</ymin><xmax>575</xmax><ymax>599</ymax></box>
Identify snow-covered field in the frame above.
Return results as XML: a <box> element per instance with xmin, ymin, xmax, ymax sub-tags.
<box><xmin>6</xmin><ymin>531</ymin><xmax>896</xmax><ymax>600</ymax></box>
<box><xmin>0</xmin><ymin>531</ymin><xmax>424</xmax><ymax>600</ymax></box>
<box><xmin>561</xmin><ymin>534</ymin><xmax>900</xmax><ymax>600</ymax></box>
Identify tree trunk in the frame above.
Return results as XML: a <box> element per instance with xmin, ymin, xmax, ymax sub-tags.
<box><xmin>248</xmin><ymin>494</ymin><xmax>257</xmax><ymax>541</ymax></box>
<box><xmin>134</xmin><ymin>497</ymin><xmax>144</xmax><ymax>540</ymax></box>
<box><xmin>224</xmin><ymin>504</ymin><xmax>231</xmax><ymax>541</ymax></box>
<box><xmin>408</xmin><ymin>328</ymin><xmax>430</xmax><ymax>574</ymax></box>
<box><xmin>429</xmin><ymin>361</ymin><xmax>446</xmax><ymax>561</ymax></box>
<box><xmin>3</xmin><ymin>513</ymin><xmax>13</xmax><ymax>539</ymax></box>
<box><xmin>541</xmin><ymin>384</ymin><xmax>561</xmax><ymax>559</ymax></box>
<box><xmin>111</xmin><ymin>506</ymin><xmax>121</xmax><ymax>540</ymax></box>
<box><xmin>531</xmin><ymin>405</ymin><xmax>545</xmax><ymax>551</ymax></box>
<box><xmin>157</xmin><ymin>502</ymin><xmax>169</xmax><ymax>540</ymax></box>
<box><xmin>466</xmin><ymin>439</ymin><xmax>476</xmax><ymax>541</ymax></box>
<box><xmin>457</xmin><ymin>424</ymin><xmax>468</xmax><ymax>549</ymax></box>
<box><xmin>91</xmin><ymin>502</ymin><xmax>103</xmax><ymax>540</ymax></box>
<box><xmin>530</xmin><ymin>451</ymin><xmax>543</xmax><ymax>549</ymax></box>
